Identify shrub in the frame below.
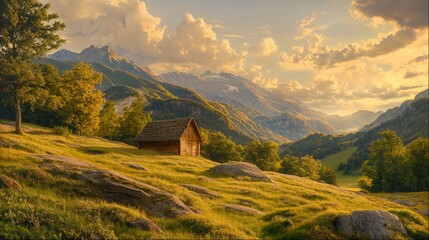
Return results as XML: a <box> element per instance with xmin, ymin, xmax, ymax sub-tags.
<box><xmin>52</xmin><ymin>126</ymin><xmax>71</xmax><ymax>136</ymax></box>
<box><xmin>357</xmin><ymin>176</ymin><xmax>373</xmax><ymax>191</ymax></box>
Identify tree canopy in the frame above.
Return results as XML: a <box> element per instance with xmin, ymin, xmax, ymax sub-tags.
<box><xmin>0</xmin><ymin>0</ymin><xmax>65</xmax><ymax>133</ymax></box>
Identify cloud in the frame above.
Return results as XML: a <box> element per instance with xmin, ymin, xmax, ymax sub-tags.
<box><xmin>313</xmin><ymin>28</ymin><xmax>417</xmax><ymax>67</ymax></box>
<box><xmin>404</xmin><ymin>70</ymin><xmax>425</xmax><ymax>79</ymax></box>
<box><xmin>43</xmin><ymin>0</ymin><xmax>165</xmax><ymax>61</ymax></box>
<box><xmin>157</xmin><ymin>13</ymin><xmax>245</xmax><ymax>72</ymax></box>
<box><xmin>408</xmin><ymin>54</ymin><xmax>429</xmax><ymax>64</ymax></box>
<box><xmin>277</xmin><ymin>62</ymin><xmax>422</xmax><ymax>112</ymax></box>
<box><xmin>352</xmin><ymin>0</ymin><xmax>429</xmax><ymax>29</ymax></box>
<box><xmin>248</xmin><ymin>37</ymin><xmax>278</xmax><ymax>57</ymax></box>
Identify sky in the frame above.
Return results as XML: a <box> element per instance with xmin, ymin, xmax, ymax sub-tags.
<box><xmin>42</xmin><ymin>0</ymin><xmax>428</xmax><ymax>115</ymax></box>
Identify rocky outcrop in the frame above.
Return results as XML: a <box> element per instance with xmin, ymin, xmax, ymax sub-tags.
<box><xmin>0</xmin><ymin>174</ymin><xmax>21</xmax><ymax>189</ymax></box>
<box><xmin>130</xmin><ymin>218</ymin><xmax>162</xmax><ymax>232</ymax></box>
<box><xmin>36</xmin><ymin>154</ymin><xmax>194</xmax><ymax>218</ymax></box>
<box><xmin>209</xmin><ymin>162</ymin><xmax>271</xmax><ymax>182</ymax></box>
<box><xmin>180</xmin><ymin>184</ymin><xmax>220</xmax><ymax>198</ymax></box>
<box><xmin>334</xmin><ymin>210</ymin><xmax>407</xmax><ymax>239</ymax></box>
<box><xmin>220</xmin><ymin>204</ymin><xmax>263</xmax><ymax>215</ymax></box>
<box><xmin>124</xmin><ymin>163</ymin><xmax>148</xmax><ymax>171</ymax></box>
<box><xmin>392</xmin><ymin>199</ymin><xmax>414</xmax><ymax>207</ymax></box>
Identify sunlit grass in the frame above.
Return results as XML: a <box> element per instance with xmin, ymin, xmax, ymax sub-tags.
<box><xmin>0</xmin><ymin>121</ymin><xmax>427</xmax><ymax>239</ymax></box>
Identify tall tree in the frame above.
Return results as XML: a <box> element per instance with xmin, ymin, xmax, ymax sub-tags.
<box><xmin>59</xmin><ymin>62</ymin><xmax>104</xmax><ymax>135</ymax></box>
<box><xmin>244</xmin><ymin>140</ymin><xmax>280</xmax><ymax>171</ymax></box>
<box><xmin>98</xmin><ymin>101</ymin><xmax>121</xmax><ymax>139</ymax></box>
<box><xmin>119</xmin><ymin>96</ymin><xmax>151</xmax><ymax>144</ymax></box>
<box><xmin>0</xmin><ymin>0</ymin><xmax>65</xmax><ymax>133</ymax></box>
<box><xmin>363</xmin><ymin>130</ymin><xmax>410</xmax><ymax>192</ymax></box>
<box><xmin>408</xmin><ymin>138</ymin><xmax>429</xmax><ymax>191</ymax></box>
<box><xmin>201</xmin><ymin>130</ymin><xmax>242</xmax><ymax>163</ymax></box>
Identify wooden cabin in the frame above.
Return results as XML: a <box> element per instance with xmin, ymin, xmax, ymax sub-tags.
<box><xmin>134</xmin><ymin>118</ymin><xmax>203</xmax><ymax>156</ymax></box>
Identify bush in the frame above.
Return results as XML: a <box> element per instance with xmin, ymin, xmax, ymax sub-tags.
<box><xmin>52</xmin><ymin>126</ymin><xmax>71</xmax><ymax>136</ymax></box>
<box><xmin>357</xmin><ymin>176</ymin><xmax>373</xmax><ymax>191</ymax></box>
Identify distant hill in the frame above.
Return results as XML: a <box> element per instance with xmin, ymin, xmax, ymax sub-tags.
<box><xmin>49</xmin><ymin>45</ymin><xmax>159</xmax><ymax>82</ymax></box>
<box><xmin>38</xmin><ymin>57</ymin><xmax>287</xmax><ymax>144</ymax></box>
<box><xmin>278</xmin><ymin>89</ymin><xmax>428</xmax><ymax>174</ymax></box>
<box><xmin>342</xmin><ymin>95</ymin><xmax>429</xmax><ymax>173</ymax></box>
<box><xmin>255</xmin><ymin>113</ymin><xmax>334</xmax><ymax>141</ymax></box>
<box><xmin>160</xmin><ymin>71</ymin><xmax>335</xmax><ymax>140</ymax></box>
<box><xmin>360</xmin><ymin>89</ymin><xmax>428</xmax><ymax>132</ymax></box>
<box><xmin>324</xmin><ymin>110</ymin><xmax>383</xmax><ymax>133</ymax></box>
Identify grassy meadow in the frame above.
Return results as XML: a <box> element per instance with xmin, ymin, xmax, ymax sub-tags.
<box><xmin>0</xmin><ymin>121</ymin><xmax>428</xmax><ymax>239</ymax></box>
<box><xmin>321</xmin><ymin>146</ymin><xmax>360</xmax><ymax>189</ymax></box>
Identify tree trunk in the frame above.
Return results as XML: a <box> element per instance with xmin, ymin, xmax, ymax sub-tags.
<box><xmin>14</xmin><ymin>94</ymin><xmax>23</xmax><ymax>134</ymax></box>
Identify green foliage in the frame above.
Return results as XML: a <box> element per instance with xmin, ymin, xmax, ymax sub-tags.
<box><xmin>52</xmin><ymin>126</ymin><xmax>71</xmax><ymax>137</ymax></box>
<box><xmin>361</xmin><ymin>130</ymin><xmax>429</xmax><ymax>192</ymax></box>
<box><xmin>280</xmin><ymin>133</ymin><xmax>342</xmax><ymax>159</ymax></box>
<box><xmin>408</xmin><ymin>138</ymin><xmax>429</xmax><ymax>191</ymax></box>
<box><xmin>244</xmin><ymin>141</ymin><xmax>280</xmax><ymax>171</ymax></box>
<box><xmin>319</xmin><ymin>166</ymin><xmax>337</xmax><ymax>185</ymax></box>
<box><xmin>357</xmin><ymin>176</ymin><xmax>373</xmax><ymax>191</ymax></box>
<box><xmin>280</xmin><ymin>155</ymin><xmax>321</xmax><ymax>180</ymax></box>
<box><xmin>342</xmin><ymin>98</ymin><xmax>428</xmax><ymax>174</ymax></box>
<box><xmin>118</xmin><ymin>96</ymin><xmax>151</xmax><ymax>144</ymax></box>
<box><xmin>200</xmin><ymin>129</ymin><xmax>243</xmax><ymax>163</ymax></box>
<box><xmin>58</xmin><ymin>62</ymin><xmax>105</xmax><ymax>135</ymax></box>
<box><xmin>0</xmin><ymin>0</ymin><xmax>65</xmax><ymax>133</ymax></box>
<box><xmin>98</xmin><ymin>101</ymin><xmax>121</xmax><ymax>139</ymax></box>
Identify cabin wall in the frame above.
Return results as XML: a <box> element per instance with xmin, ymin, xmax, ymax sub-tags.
<box><xmin>138</xmin><ymin>141</ymin><xmax>180</xmax><ymax>155</ymax></box>
<box><xmin>180</xmin><ymin>125</ymin><xmax>201</xmax><ymax>156</ymax></box>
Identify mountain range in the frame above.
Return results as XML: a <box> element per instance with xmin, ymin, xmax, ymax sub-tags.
<box><xmin>46</xmin><ymin>45</ymin><xmax>386</xmax><ymax>142</ymax></box>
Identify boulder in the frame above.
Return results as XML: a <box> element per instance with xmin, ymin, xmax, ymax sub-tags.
<box><xmin>124</xmin><ymin>163</ymin><xmax>148</xmax><ymax>171</ymax></box>
<box><xmin>80</xmin><ymin>169</ymin><xmax>194</xmax><ymax>218</ymax></box>
<box><xmin>209</xmin><ymin>162</ymin><xmax>271</xmax><ymax>182</ymax></box>
<box><xmin>392</xmin><ymin>199</ymin><xmax>414</xmax><ymax>207</ymax></box>
<box><xmin>130</xmin><ymin>218</ymin><xmax>162</xmax><ymax>232</ymax></box>
<box><xmin>417</xmin><ymin>209</ymin><xmax>429</xmax><ymax>216</ymax></box>
<box><xmin>34</xmin><ymin>154</ymin><xmax>95</xmax><ymax>168</ymax></box>
<box><xmin>220</xmin><ymin>204</ymin><xmax>263</xmax><ymax>215</ymax></box>
<box><xmin>334</xmin><ymin>210</ymin><xmax>407</xmax><ymax>239</ymax></box>
<box><xmin>180</xmin><ymin>184</ymin><xmax>220</xmax><ymax>198</ymax></box>
<box><xmin>0</xmin><ymin>174</ymin><xmax>21</xmax><ymax>189</ymax></box>
<box><xmin>37</xmin><ymin>155</ymin><xmax>194</xmax><ymax>218</ymax></box>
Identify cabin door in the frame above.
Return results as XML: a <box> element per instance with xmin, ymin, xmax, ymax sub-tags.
<box><xmin>186</xmin><ymin>142</ymin><xmax>192</xmax><ymax>156</ymax></box>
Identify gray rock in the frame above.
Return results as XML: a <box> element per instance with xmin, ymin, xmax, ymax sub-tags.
<box><xmin>209</xmin><ymin>162</ymin><xmax>271</xmax><ymax>182</ymax></box>
<box><xmin>334</xmin><ymin>210</ymin><xmax>407</xmax><ymax>239</ymax></box>
<box><xmin>34</xmin><ymin>154</ymin><xmax>95</xmax><ymax>168</ymax></box>
<box><xmin>392</xmin><ymin>199</ymin><xmax>414</xmax><ymax>206</ymax></box>
<box><xmin>124</xmin><ymin>163</ymin><xmax>148</xmax><ymax>171</ymax></box>
<box><xmin>220</xmin><ymin>204</ymin><xmax>263</xmax><ymax>215</ymax></box>
<box><xmin>130</xmin><ymin>218</ymin><xmax>162</xmax><ymax>232</ymax></box>
<box><xmin>417</xmin><ymin>209</ymin><xmax>429</xmax><ymax>216</ymax></box>
<box><xmin>180</xmin><ymin>184</ymin><xmax>220</xmax><ymax>198</ymax></box>
<box><xmin>0</xmin><ymin>174</ymin><xmax>21</xmax><ymax>189</ymax></box>
<box><xmin>38</xmin><ymin>155</ymin><xmax>194</xmax><ymax>218</ymax></box>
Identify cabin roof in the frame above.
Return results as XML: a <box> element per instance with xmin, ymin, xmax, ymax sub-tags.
<box><xmin>135</xmin><ymin>117</ymin><xmax>202</xmax><ymax>142</ymax></box>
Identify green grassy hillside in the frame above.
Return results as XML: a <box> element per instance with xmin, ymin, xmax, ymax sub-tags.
<box><xmin>321</xmin><ymin>146</ymin><xmax>359</xmax><ymax>189</ymax></box>
<box><xmin>0</xmin><ymin>122</ymin><xmax>428</xmax><ymax>239</ymax></box>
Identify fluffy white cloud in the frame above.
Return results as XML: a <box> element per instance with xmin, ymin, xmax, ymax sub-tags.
<box><xmin>43</xmin><ymin>0</ymin><xmax>165</xmax><ymax>62</ymax></box>
<box><xmin>156</xmin><ymin>13</ymin><xmax>244</xmax><ymax>72</ymax></box>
